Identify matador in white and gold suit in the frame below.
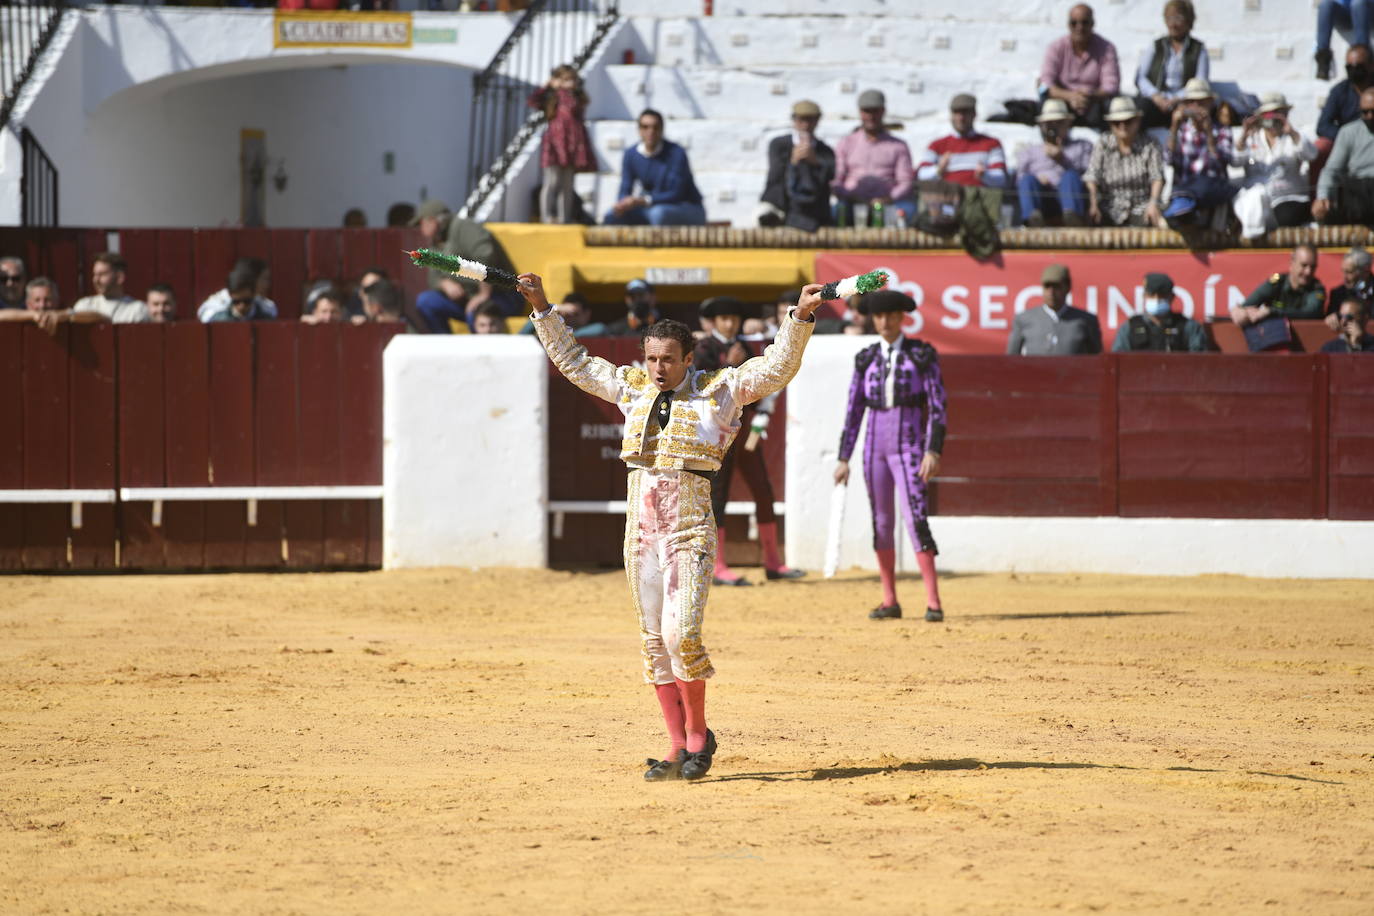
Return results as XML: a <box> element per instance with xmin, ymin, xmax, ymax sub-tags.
<box><xmin>521</xmin><ymin>273</ymin><xmax>821</xmax><ymax>782</ymax></box>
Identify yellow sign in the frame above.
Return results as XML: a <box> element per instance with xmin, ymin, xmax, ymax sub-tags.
<box><xmin>273</xmin><ymin>11</ymin><xmax>412</xmax><ymax>49</ymax></box>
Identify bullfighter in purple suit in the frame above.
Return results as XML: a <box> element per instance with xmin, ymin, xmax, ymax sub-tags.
<box><xmin>834</xmin><ymin>290</ymin><xmax>949</xmax><ymax>622</ymax></box>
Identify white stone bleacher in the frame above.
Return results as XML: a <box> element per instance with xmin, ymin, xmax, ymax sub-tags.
<box><xmin>525</xmin><ymin>0</ymin><xmax>1349</xmax><ymax>228</ymax></box>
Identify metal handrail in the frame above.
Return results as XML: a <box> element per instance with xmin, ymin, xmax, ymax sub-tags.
<box><xmin>0</xmin><ymin>1</ymin><xmax>69</xmax><ymax>129</ymax></box>
<box><xmin>460</xmin><ymin>0</ymin><xmax>618</xmax><ymax>220</ymax></box>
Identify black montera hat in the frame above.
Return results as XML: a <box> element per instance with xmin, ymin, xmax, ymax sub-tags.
<box><xmin>700</xmin><ymin>296</ymin><xmax>749</xmax><ymax>318</ymax></box>
<box><xmin>859</xmin><ymin>290</ymin><xmax>916</xmax><ymax>314</ymax></box>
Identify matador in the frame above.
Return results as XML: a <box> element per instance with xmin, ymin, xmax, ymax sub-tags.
<box><xmin>521</xmin><ymin>273</ymin><xmax>821</xmax><ymax>782</ymax></box>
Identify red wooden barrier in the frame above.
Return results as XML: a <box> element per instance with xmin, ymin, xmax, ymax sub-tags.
<box><xmin>1329</xmin><ymin>357</ymin><xmax>1374</xmax><ymax>520</ymax></box>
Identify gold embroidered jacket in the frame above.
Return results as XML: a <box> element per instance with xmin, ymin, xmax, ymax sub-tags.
<box><xmin>533</xmin><ymin>309</ymin><xmax>815</xmax><ymax>472</ymax></box>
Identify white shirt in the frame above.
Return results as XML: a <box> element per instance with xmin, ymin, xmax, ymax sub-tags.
<box><xmin>72</xmin><ymin>294</ymin><xmax>149</xmax><ymax>323</ymax></box>
<box><xmin>880</xmin><ymin>338</ymin><xmax>901</xmax><ymax>408</ymax></box>
<box><xmin>196</xmin><ymin>288</ymin><xmax>280</xmax><ymax>323</ymax></box>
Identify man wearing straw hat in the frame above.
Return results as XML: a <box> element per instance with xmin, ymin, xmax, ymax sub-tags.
<box><xmin>1163</xmin><ymin>77</ymin><xmax>1236</xmax><ymax>229</ymax></box>
<box><xmin>1084</xmin><ymin>96</ymin><xmax>1166</xmax><ymax>227</ymax></box>
<box><xmin>1015</xmin><ymin>98</ymin><xmax>1094</xmax><ymax>226</ymax></box>
<box><xmin>1234</xmin><ymin>92</ymin><xmax>1316</xmax><ymax>238</ymax></box>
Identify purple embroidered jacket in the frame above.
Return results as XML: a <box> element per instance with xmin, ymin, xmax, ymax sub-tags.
<box><xmin>837</xmin><ymin>337</ymin><xmax>948</xmax><ymax>460</ymax></box>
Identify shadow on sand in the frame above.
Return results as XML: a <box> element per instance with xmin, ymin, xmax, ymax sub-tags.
<box><xmin>710</xmin><ymin>757</ymin><xmax>1343</xmax><ymax>786</ymax></box>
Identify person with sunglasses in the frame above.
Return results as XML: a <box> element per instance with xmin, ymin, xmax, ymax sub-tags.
<box><xmin>1039</xmin><ymin>4</ymin><xmax>1121</xmax><ymax>130</ymax></box>
<box><xmin>0</xmin><ymin>257</ymin><xmax>25</xmax><ymax>310</ymax></box>
<box><xmin>1314</xmin><ymin>86</ymin><xmax>1374</xmax><ymax>225</ymax></box>
<box><xmin>204</xmin><ymin>262</ymin><xmax>274</xmax><ymax>323</ymax></box>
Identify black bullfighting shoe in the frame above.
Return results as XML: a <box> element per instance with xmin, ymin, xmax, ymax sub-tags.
<box><xmin>712</xmin><ymin>576</ymin><xmax>752</xmax><ymax>587</ymax></box>
<box><xmin>925</xmin><ymin>607</ymin><xmax>944</xmax><ymax>623</ymax></box>
<box><xmin>644</xmin><ymin>749</ymin><xmax>686</xmax><ymax>782</ymax></box>
<box><xmin>764</xmin><ymin>567</ymin><xmax>806</xmax><ymax>581</ymax></box>
<box><xmin>681</xmin><ymin>729</ymin><xmax>717</xmax><ymax>782</ymax></box>
<box><xmin>868</xmin><ymin>603</ymin><xmax>902</xmax><ymax>620</ymax></box>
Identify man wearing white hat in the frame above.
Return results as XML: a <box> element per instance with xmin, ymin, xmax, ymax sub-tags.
<box><xmin>1015</xmin><ymin>98</ymin><xmax>1094</xmax><ymax>226</ymax></box>
<box><xmin>1234</xmin><ymin>92</ymin><xmax>1316</xmax><ymax>238</ymax></box>
<box><xmin>1163</xmin><ymin>77</ymin><xmax>1236</xmax><ymax>228</ymax></box>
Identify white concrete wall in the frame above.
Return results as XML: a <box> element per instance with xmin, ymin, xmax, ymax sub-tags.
<box><xmin>383</xmin><ymin>336</ymin><xmax>548</xmax><ymax>570</ymax></box>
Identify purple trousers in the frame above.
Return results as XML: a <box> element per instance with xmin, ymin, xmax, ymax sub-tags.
<box><xmin>864</xmin><ymin>405</ymin><xmax>938</xmax><ymax>555</ymax></box>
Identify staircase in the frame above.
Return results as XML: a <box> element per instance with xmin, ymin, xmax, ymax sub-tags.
<box><xmin>1</xmin><ymin>2</ymin><xmax>69</xmax><ymax>129</ymax></box>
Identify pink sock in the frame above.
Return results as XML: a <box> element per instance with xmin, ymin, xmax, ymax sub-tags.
<box><xmin>916</xmin><ymin>550</ymin><xmax>941</xmax><ymax>609</ymax></box>
<box><xmin>654</xmin><ymin>683</ymin><xmax>687</xmax><ymax>758</ymax></box>
<box><xmin>675</xmin><ymin>677</ymin><xmax>708</xmax><ymax>752</ymax></box>
<box><xmin>876</xmin><ymin>548</ymin><xmax>898</xmax><ymax>607</ymax></box>
<box><xmin>713</xmin><ymin>527</ymin><xmax>740</xmax><ymax>582</ymax></box>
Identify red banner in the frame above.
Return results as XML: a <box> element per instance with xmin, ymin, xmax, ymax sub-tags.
<box><xmin>815</xmin><ymin>250</ymin><xmax>1344</xmax><ymax>354</ymax></box>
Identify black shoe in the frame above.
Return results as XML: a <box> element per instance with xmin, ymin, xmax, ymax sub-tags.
<box><xmin>644</xmin><ymin>749</ymin><xmax>686</xmax><ymax>782</ymax></box>
<box><xmin>764</xmin><ymin>567</ymin><xmax>806</xmax><ymax>581</ymax></box>
<box><xmin>1317</xmin><ymin>48</ymin><xmax>1334</xmax><ymax>80</ymax></box>
<box><xmin>681</xmin><ymin>730</ymin><xmax>717</xmax><ymax>781</ymax></box>
<box><xmin>713</xmin><ymin>576</ymin><xmax>752</xmax><ymax>587</ymax></box>
<box><xmin>925</xmin><ymin>607</ymin><xmax>944</xmax><ymax>623</ymax></box>
<box><xmin>868</xmin><ymin>603</ymin><xmax>902</xmax><ymax>620</ymax></box>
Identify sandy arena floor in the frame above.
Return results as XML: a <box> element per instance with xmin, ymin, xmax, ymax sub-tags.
<box><xmin>1</xmin><ymin>567</ymin><xmax>1371</xmax><ymax>914</ymax></box>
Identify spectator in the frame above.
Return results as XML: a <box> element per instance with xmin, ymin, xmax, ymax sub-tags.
<box><xmin>529</xmin><ymin>64</ymin><xmax>596</xmax><ymax>225</ymax></box>
<box><xmin>1085</xmin><ymin>96</ymin><xmax>1166</xmax><ymax>226</ymax></box>
<box><xmin>604</xmin><ymin>108</ymin><xmax>706</xmax><ymax>226</ymax></box>
<box><xmin>834</xmin><ymin>89</ymin><xmax>917</xmax><ymax>226</ymax></box>
<box><xmin>1111</xmin><ymin>272</ymin><xmax>1209</xmax><ymax>351</ymax></box>
<box><xmin>1007</xmin><ymin>264</ymin><xmax>1102</xmax><ymax>355</ymax></box>
<box><xmin>145</xmin><ymin>284</ymin><xmax>176</xmax><ymax>323</ymax></box>
<box><xmin>304</xmin><ymin>290</ymin><xmax>347</xmax><ymax>325</ymax></box>
<box><xmin>1162</xmin><ymin>78</ymin><xmax>1236</xmax><ymax>229</ymax></box>
<box><xmin>471</xmin><ymin>300</ymin><xmax>509</xmax><ymax>334</ymax></box>
<box><xmin>1232</xmin><ymin>94</ymin><xmax>1316</xmax><ymax>238</ymax></box>
<box><xmin>758</xmin><ymin>99</ymin><xmax>837</xmax><ymax>232</ymax></box>
<box><xmin>1314</xmin><ymin>87</ymin><xmax>1374</xmax><ymax>225</ymax></box>
<box><xmin>1136</xmin><ymin>0</ymin><xmax>1210</xmax><ymax>129</ymax></box>
<box><xmin>0</xmin><ymin>256</ymin><xmax>25</xmax><ymax>309</ymax></box>
<box><xmin>1316</xmin><ymin>2</ymin><xmax>1372</xmax><ymax>79</ymax></box>
<box><xmin>412</xmin><ymin>199</ymin><xmax>523</xmax><ymax>331</ymax></box>
<box><xmin>197</xmin><ymin>257</ymin><xmax>277</xmax><ymax>322</ymax></box>
<box><xmin>360</xmin><ymin>279</ymin><xmax>412</xmax><ymax>330</ymax></box>
<box><xmin>1039</xmin><ymin>3</ymin><xmax>1120</xmax><ymax>130</ymax></box>
<box><xmin>604</xmin><ymin>278</ymin><xmax>659</xmax><ymax>336</ymax></box>
<box><xmin>1321</xmin><ymin>297</ymin><xmax>1374</xmax><ymax>351</ymax></box>
<box><xmin>0</xmin><ymin>278</ymin><xmax>102</xmax><ymax>336</ymax></box>
<box><xmin>345</xmin><ymin>266</ymin><xmax>388</xmax><ymax>317</ymax></box>
<box><xmin>342</xmin><ymin>208</ymin><xmax>367</xmax><ymax>227</ymax></box>
<box><xmin>387</xmin><ymin>202</ymin><xmax>416</xmax><ymax>227</ymax></box>
<box><xmin>555</xmin><ymin>292</ymin><xmax>607</xmax><ymax>337</ymax></box>
<box><xmin>1326</xmin><ymin>247</ymin><xmax>1374</xmax><ymax>330</ymax></box>
<box><xmin>73</xmin><ymin>253</ymin><xmax>149</xmax><ymax>323</ymax></box>
<box><xmin>1016</xmin><ymin>98</ymin><xmax>1092</xmax><ymax>226</ymax></box>
<box><xmin>205</xmin><ymin>263</ymin><xmax>272</xmax><ymax>322</ymax></box>
<box><xmin>1231</xmin><ymin>244</ymin><xmax>1326</xmax><ymax>329</ymax></box>
<box><xmin>917</xmin><ymin>94</ymin><xmax>1008</xmax><ymax>192</ymax></box>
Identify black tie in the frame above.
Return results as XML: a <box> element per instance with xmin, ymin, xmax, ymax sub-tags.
<box><xmin>651</xmin><ymin>390</ymin><xmax>673</xmax><ymax>432</ymax></box>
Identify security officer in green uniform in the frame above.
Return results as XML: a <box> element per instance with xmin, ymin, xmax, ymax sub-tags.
<box><xmin>1230</xmin><ymin>243</ymin><xmax>1326</xmax><ymax>328</ymax></box>
<box><xmin>1112</xmin><ymin>272</ymin><xmax>1210</xmax><ymax>352</ymax></box>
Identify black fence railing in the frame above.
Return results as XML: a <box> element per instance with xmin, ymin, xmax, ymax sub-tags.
<box><xmin>21</xmin><ymin>127</ymin><xmax>58</xmax><ymax>226</ymax></box>
<box><xmin>461</xmin><ymin>0</ymin><xmax>618</xmax><ymax>221</ymax></box>
<box><xmin>1</xmin><ymin>1</ymin><xmax>69</xmax><ymax>129</ymax></box>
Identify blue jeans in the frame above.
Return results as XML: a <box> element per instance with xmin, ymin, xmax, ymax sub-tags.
<box><xmin>603</xmin><ymin>201</ymin><xmax>707</xmax><ymax>226</ymax></box>
<box><xmin>416</xmin><ymin>287</ymin><xmax>523</xmax><ymax>333</ymax></box>
<box><xmin>1016</xmin><ymin>170</ymin><xmax>1087</xmax><ymax>223</ymax></box>
<box><xmin>1318</xmin><ymin>0</ymin><xmax>1371</xmax><ymax>51</ymax></box>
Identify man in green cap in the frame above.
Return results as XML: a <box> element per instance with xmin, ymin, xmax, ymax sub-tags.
<box><xmin>1111</xmin><ymin>272</ymin><xmax>1209</xmax><ymax>351</ymax></box>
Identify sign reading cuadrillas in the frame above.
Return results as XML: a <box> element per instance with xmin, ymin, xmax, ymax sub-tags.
<box><xmin>274</xmin><ymin>11</ymin><xmax>412</xmax><ymax>49</ymax></box>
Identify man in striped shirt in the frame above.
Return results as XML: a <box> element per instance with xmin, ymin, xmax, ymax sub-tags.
<box><xmin>915</xmin><ymin>94</ymin><xmax>1009</xmax><ymax>190</ymax></box>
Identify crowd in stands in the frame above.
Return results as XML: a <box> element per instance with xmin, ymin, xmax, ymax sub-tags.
<box><xmin>1</xmin><ymin>241</ymin><xmax>1369</xmax><ymax>352</ymax></box>
<box><xmin>513</xmin><ymin>0</ymin><xmax>1374</xmax><ymax>242</ymax></box>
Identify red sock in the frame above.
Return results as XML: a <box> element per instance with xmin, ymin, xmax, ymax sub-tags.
<box><xmin>758</xmin><ymin>521</ymin><xmax>789</xmax><ymax>572</ymax></box>
<box><xmin>654</xmin><ymin>683</ymin><xmax>686</xmax><ymax>758</ymax></box>
<box><xmin>876</xmin><ymin>548</ymin><xmax>898</xmax><ymax>607</ymax></box>
<box><xmin>916</xmin><ymin>550</ymin><xmax>941</xmax><ymax>610</ymax></box>
<box><xmin>675</xmin><ymin>677</ymin><xmax>708</xmax><ymax>752</ymax></box>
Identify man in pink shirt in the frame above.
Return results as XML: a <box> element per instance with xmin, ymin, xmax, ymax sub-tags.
<box><xmin>831</xmin><ymin>89</ymin><xmax>917</xmax><ymax>226</ymax></box>
<box><xmin>1039</xmin><ymin>3</ymin><xmax>1120</xmax><ymax>130</ymax></box>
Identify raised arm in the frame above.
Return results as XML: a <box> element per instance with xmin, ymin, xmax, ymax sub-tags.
<box><xmin>731</xmin><ymin>282</ymin><xmax>820</xmax><ymax>405</ymax></box>
<box><xmin>519</xmin><ymin>273</ymin><xmax>622</xmax><ymax>404</ymax></box>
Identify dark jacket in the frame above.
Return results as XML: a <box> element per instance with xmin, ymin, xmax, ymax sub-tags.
<box><xmin>761</xmin><ymin>134</ymin><xmax>836</xmax><ymax>232</ymax></box>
